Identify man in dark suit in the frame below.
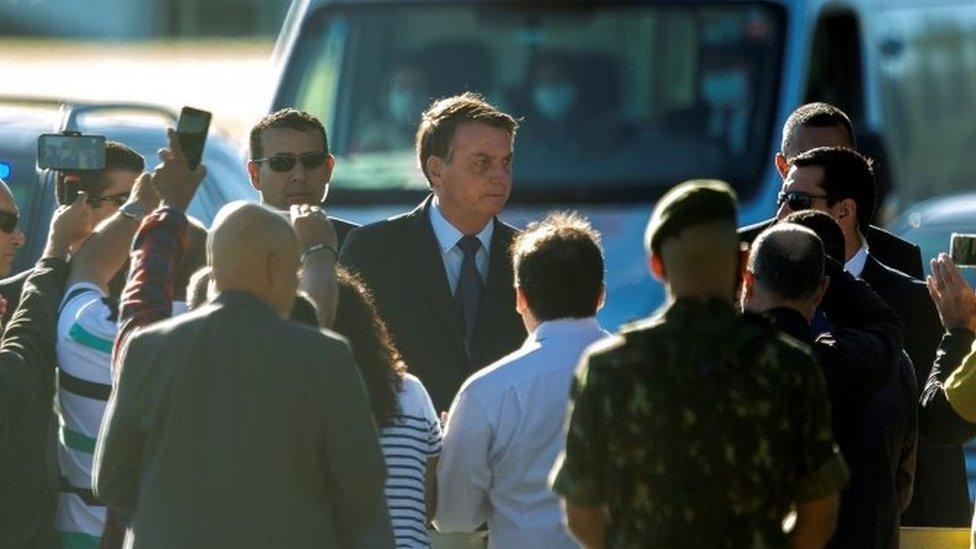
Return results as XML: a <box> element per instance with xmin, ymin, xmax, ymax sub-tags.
<box><xmin>93</xmin><ymin>202</ymin><xmax>386</xmax><ymax>548</ymax></box>
<box><xmin>771</xmin><ymin>147</ymin><xmax>968</xmax><ymax>527</ymax></box>
<box><xmin>739</xmin><ymin>102</ymin><xmax>922</xmax><ymax>278</ymax></box>
<box><xmin>340</xmin><ymin>92</ymin><xmax>527</xmax><ymax>412</ymax></box>
<box><xmin>247</xmin><ymin>108</ymin><xmax>358</xmax><ymax>248</ymax></box>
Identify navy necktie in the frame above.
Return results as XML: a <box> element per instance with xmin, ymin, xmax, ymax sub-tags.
<box><xmin>456</xmin><ymin>235</ymin><xmax>484</xmax><ymax>353</ymax></box>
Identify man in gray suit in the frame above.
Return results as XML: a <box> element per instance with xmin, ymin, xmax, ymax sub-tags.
<box><xmin>93</xmin><ymin>201</ymin><xmax>386</xmax><ymax>548</ymax></box>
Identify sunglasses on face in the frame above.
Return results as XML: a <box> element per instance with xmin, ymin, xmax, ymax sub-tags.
<box><xmin>0</xmin><ymin>210</ymin><xmax>18</xmax><ymax>234</ymax></box>
<box><xmin>777</xmin><ymin>190</ymin><xmax>830</xmax><ymax>211</ymax></box>
<box><xmin>253</xmin><ymin>151</ymin><xmax>327</xmax><ymax>173</ymax></box>
<box><xmin>87</xmin><ymin>192</ymin><xmax>129</xmax><ymax>209</ymax></box>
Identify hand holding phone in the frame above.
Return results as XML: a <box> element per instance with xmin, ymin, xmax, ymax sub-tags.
<box><xmin>176</xmin><ymin>107</ymin><xmax>212</xmax><ymax>171</ymax></box>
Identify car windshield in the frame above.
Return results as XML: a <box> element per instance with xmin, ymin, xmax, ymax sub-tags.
<box><xmin>279</xmin><ymin>1</ymin><xmax>784</xmax><ymax>202</ymax></box>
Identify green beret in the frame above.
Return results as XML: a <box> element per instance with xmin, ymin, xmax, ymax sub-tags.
<box><xmin>645</xmin><ymin>179</ymin><xmax>738</xmax><ymax>253</ymax></box>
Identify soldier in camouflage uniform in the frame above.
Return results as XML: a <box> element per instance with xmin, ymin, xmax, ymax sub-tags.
<box><xmin>551</xmin><ymin>180</ymin><xmax>849</xmax><ymax>548</ymax></box>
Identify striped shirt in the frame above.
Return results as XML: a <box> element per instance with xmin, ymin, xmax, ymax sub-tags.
<box><xmin>55</xmin><ymin>283</ymin><xmax>186</xmax><ymax>548</ymax></box>
<box><xmin>381</xmin><ymin>374</ymin><xmax>442</xmax><ymax>548</ymax></box>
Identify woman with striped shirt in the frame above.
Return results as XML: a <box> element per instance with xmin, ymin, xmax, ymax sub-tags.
<box><xmin>334</xmin><ymin>268</ymin><xmax>442</xmax><ymax>548</ymax></box>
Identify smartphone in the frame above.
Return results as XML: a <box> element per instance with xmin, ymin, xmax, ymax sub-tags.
<box><xmin>176</xmin><ymin>106</ymin><xmax>211</xmax><ymax>170</ymax></box>
<box><xmin>951</xmin><ymin>233</ymin><xmax>976</xmax><ymax>268</ymax></box>
<box><xmin>37</xmin><ymin>134</ymin><xmax>106</xmax><ymax>171</ymax></box>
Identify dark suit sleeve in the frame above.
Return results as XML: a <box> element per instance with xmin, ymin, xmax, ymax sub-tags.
<box><xmin>0</xmin><ymin>258</ymin><xmax>68</xmax><ymax>446</ymax></box>
<box><xmin>919</xmin><ymin>329</ymin><xmax>976</xmax><ymax>446</ymax></box>
<box><xmin>818</xmin><ymin>264</ymin><xmax>904</xmax><ymax>396</ymax></box>
<box><xmin>320</xmin><ymin>338</ymin><xmax>387</xmax><ymax>546</ymax></box>
<box><xmin>897</xmin><ymin>354</ymin><xmax>919</xmax><ymax>512</ymax></box>
<box><xmin>92</xmin><ymin>333</ymin><xmax>155</xmax><ymax>515</ymax></box>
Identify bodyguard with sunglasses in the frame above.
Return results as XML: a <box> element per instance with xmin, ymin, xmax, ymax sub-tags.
<box><xmin>739</xmin><ymin>102</ymin><xmax>922</xmax><ymax>279</ymax></box>
<box><xmin>247</xmin><ymin>108</ymin><xmax>358</xmax><ymax>249</ymax></box>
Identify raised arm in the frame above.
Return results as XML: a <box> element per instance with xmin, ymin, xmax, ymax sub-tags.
<box><xmin>67</xmin><ymin>171</ymin><xmax>159</xmax><ymax>293</ymax></box>
<box><xmin>0</xmin><ymin>194</ymin><xmax>92</xmax><ymax>443</ymax></box>
<box><xmin>919</xmin><ymin>254</ymin><xmax>976</xmax><ymax>445</ymax></box>
<box><xmin>290</xmin><ymin>204</ymin><xmax>339</xmax><ymax>328</ymax></box>
<box><xmin>113</xmin><ymin>128</ymin><xmax>205</xmax><ymax>374</ymax></box>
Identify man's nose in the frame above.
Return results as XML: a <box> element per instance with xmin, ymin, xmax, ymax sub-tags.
<box><xmin>12</xmin><ymin>228</ymin><xmax>25</xmax><ymax>247</ymax></box>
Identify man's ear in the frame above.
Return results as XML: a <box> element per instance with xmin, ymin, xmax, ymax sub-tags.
<box><xmin>815</xmin><ymin>275</ymin><xmax>830</xmax><ymax>305</ymax></box>
<box><xmin>741</xmin><ymin>270</ymin><xmax>756</xmax><ymax>302</ymax></box>
<box><xmin>649</xmin><ymin>253</ymin><xmax>666</xmax><ymax>281</ymax></box>
<box><xmin>426</xmin><ymin>156</ymin><xmax>445</xmax><ymax>189</ymax></box>
<box><xmin>833</xmin><ymin>198</ymin><xmax>857</xmax><ymax>226</ymax></box>
<box><xmin>515</xmin><ymin>285</ymin><xmax>528</xmax><ymax>317</ymax></box>
<box><xmin>596</xmin><ymin>282</ymin><xmax>607</xmax><ymax>311</ymax></box>
<box><xmin>247</xmin><ymin>161</ymin><xmax>262</xmax><ymax>191</ymax></box>
<box><xmin>324</xmin><ymin>153</ymin><xmax>336</xmax><ymax>182</ymax></box>
<box><xmin>775</xmin><ymin>153</ymin><xmax>789</xmax><ymax>179</ymax></box>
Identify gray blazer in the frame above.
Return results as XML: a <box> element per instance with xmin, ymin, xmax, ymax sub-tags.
<box><xmin>93</xmin><ymin>291</ymin><xmax>387</xmax><ymax>548</ymax></box>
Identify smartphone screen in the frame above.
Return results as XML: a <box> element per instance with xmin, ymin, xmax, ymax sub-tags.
<box><xmin>176</xmin><ymin>106</ymin><xmax>212</xmax><ymax>170</ymax></box>
<box><xmin>37</xmin><ymin>134</ymin><xmax>106</xmax><ymax>171</ymax></box>
<box><xmin>951</xmin><ymin>233</ymin><xmax>976</xmax><ymax>268</ymax></box>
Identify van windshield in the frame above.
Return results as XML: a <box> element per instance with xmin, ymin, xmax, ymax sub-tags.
<box><xmin>279</xmin><ymin>2</ymin><xmax>784</xmax><ymax>202</ymax></box>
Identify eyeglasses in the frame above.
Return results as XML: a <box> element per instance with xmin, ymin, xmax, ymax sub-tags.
<box><xmin>252</xmin><ymin>152</ymin><xmax>327</xmax><ymax>173</ymax></box>
<box><xmin>0</xmin><ymin>210</ymin><xmax>18</xmax><ymax>234</ymax></box>
<box><xmin>87</xmin><ymin>192</ymin><xmax>129</xmax><ymax>208</ymax></box>
<box><xmin>777</xmin><ymin>190</ymin><xmax>831</xmax><ymax>211</ymax></box>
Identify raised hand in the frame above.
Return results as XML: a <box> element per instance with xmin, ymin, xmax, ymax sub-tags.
<box><xmin>927</xmin><ymin>253</ymin><xmax>976</xmax><ymax>333</ymax></box>
<box><xmin>47</xmin><ymin>190</ymin><xmax>94</xmax><ymax>258</ymax></box>
<box><xmin>290</xmin><ymin>204</ymin><xmax>338</xmax><ymax>254</ymax></box>
<box><xmin>153</xmin><ymin>128</ymin><xmax>207</xmax><ymax>212</ymax></box>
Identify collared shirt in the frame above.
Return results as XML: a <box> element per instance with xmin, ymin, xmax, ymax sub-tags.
<box><xmin>846</xmin><ymin>244</ymin><xmax>869</xmax><ymax>278</ymax></box>
<box><xmin>435</xmin><ymin>317</ymin><xmax>609</xmax><ymax>549</ymax></box>
<box><xmin>429</xmin><ymin>198</ymin><xmax>493</xmax><ymax>295</ymax></box>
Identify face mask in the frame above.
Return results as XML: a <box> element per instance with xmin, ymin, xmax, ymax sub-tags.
<box><xmin>701</xmin><ymin>70</ymin><xmax>749</xmax><ymax>108</ymax></box>
<box><xmin>533</xmin><ymin>83</ymin><xmax>576</xmax><ymax>120</ymax></box>
<box><xmin>388</xmin><ymin>88</ymin><xmax>422</xmax><ymax>126</ymax></box>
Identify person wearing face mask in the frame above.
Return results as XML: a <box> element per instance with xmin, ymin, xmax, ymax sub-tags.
<box><xmin>698</xmin><ymin>47</ymin><xmax>753</xmax><ymax>156</ymax></box>
<box><xmin>355</xmin><ymin>59</ymin><xmax>430</xmax><ymax>153</ymax></box>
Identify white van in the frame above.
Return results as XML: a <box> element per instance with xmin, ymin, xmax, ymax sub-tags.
<box><xmin>268</xmin><ymin>0</ymin><xmax>976</xmax><ymax>329</ymax></box>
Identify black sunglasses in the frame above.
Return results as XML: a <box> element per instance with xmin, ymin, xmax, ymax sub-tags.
<box><xmin>777</xmin><ymin>190</ymin><xmax>831</xmax><ymax>211</ymax></box>
<box><xmin>87</xmin><ymin>192</ymin><xmax>129</xmax><ymax>208</ymax></box>
<box><xmin>0</xmin><ymin>211</ymin><xmax>18</xmax><ymax>234</ymax></box>
<box><xmin>253</xmin><ymin>152</ymin><xmax>327</xmax><ymax>173</ymax></box>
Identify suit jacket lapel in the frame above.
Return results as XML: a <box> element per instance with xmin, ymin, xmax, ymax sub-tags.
<box><xmin>397</xmin><ymin>196</ymin><xmax>467</xmax><ymax>362</ymax></box>
<box><xmin>472</xmin><ymin>219</ymin><xmax>516</xmax><ymax>360</ymax></box>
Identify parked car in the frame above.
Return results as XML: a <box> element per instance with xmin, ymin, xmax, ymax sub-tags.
<box><xmin>889</xmin><ymin>191</ymin><xmax>976</xmax><ymax>502</ymax></box>
<box><xmin>0</xmin><ymin>97</ymin><xmax>257</xmax><ymax>274</ymax></box>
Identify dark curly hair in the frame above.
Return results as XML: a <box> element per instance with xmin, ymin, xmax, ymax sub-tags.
<box><xmin>333</xmin><ymin>267</ymin><xmax>405</xmax><ymax>427</ymax></box>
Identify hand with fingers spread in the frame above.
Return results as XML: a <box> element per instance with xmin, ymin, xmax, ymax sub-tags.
<box><xmin>927</xmin><ymin>253</ymin><xmax>976</xmax><ymax>333</ymax></box>
<box><xmin>154</xmin><ymin>128</ymin><xmax>207</xmax><ymax>212</ymax></box>
<box><xmin>290</xmin><ymin>204</ymin><xmax>338</xmax><ymax>255</ymax></box>
<box><xmin>46</xmin><ymin>190</ymin><xmax>95</xmax><ymax>259</ymax></box>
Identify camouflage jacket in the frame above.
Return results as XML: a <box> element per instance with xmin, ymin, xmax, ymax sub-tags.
<box><xmin>551</xmin><ymin>297</ymin><xmax>848</xmax><ymax>548</ymax></box>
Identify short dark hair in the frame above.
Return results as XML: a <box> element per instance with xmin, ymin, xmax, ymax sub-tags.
<box><xmin>781</xmin><ymin>210</ymin><xmax>845</xmax><ymax>263</ymax></box>
<box><xmin>55</xmin><ymin>141</ymin><xmax>144</xmax><ymax>205</ymax></box>
<box><xmin>750</xmin><ymin>224</ymin><xmax>825</xmax><ymax>301</ymax></box>
<box><xmin>250</xmin><ymin>108</ymin><xmax>328</xmax><ymax>159</ymax></box>
<box><xmin>791</xmin><ymin>146</ymin><xmax>876</xmax><ymax>229</ymax></box>
<box><xmin>333</xmin><ymin>267</ymin><xmax>406</xmax><ymax>428</ymax></box>
<box><xmin>416</xmin><ymin>92</ymin><xmax>518</xmax><ymax>184</ymax></box>
<box><xmin>782</xmin><ymin>102</ymin><xmax>856</xmax><ymax>158</ymax></box>
<box><xmin>511</xmin><ymin>212</ymin><xmax>604</xmax><ymax>321</ymax></box>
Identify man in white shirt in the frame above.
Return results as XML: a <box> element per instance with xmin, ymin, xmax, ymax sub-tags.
<box><xmin>435</xmin><ymin>212</ymin><xmax>609</xmax><ymax>548</ymax></box>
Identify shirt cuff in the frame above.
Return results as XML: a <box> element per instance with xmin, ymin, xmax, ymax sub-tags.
<box><xmin>794</xmin><ymin>446</ymin><xmax>849</xmax><ymax>503</ymax></box>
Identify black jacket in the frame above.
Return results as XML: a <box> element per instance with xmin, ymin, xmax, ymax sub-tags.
<box><xmin>739</xmin><ymin>220</ymin><xmax>924</xmax><ymax>279</ymax></box>
<box><xmin>339</xmin><ymin>196</ymin><xmax>526</xmax><ymax>411</ymax></box>
<box><xmin>0</xmin><ymin>258</ymin><xmax>69</xmax><ymax>549</ymax></box>
<box><xmin>860</xmin><ymin>256</ymin><xmax>971</xmax><ymax>527</ymax></box>
<box><xmin>765</xmin><ymin>267</ymin><xmax>911</xmax><ymax>548</ymax></box>
<box><xmin>920</xmin><ymin>329</ymin><xmax>976</xmax><ymax>445</ymax></box>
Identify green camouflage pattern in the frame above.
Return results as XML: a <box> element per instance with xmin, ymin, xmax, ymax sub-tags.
<box><xmin>552</xmin><ymin>297</ymin><xmax>848</xmax><ymax>548</ymax></box>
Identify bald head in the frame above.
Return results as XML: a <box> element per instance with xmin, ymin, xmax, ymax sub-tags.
<box><xmin>208</xmin><ymin>201</ymin><xmax>301</xmax><ymax>317</ymax></box>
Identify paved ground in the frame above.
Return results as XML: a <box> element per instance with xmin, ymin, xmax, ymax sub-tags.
<box><xmin>0</xmin><ymin>39</ymin><xmax>273</xmax><ymax>140</ymax></box>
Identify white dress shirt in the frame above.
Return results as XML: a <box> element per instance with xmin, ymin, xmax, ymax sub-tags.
<box><xmin>429</xmin><ymin>199</ymin><xmax>493</xmax><ymax>295</ymax></box>
<box><xmin>845</xmin><ymin>244</ymin><xmax>869</xmax><ymax>278</ymax></box>
<box><xmin>434</xmin><ymin>317</ymin><xmax>610</xmax><ymax>548</ymax></box>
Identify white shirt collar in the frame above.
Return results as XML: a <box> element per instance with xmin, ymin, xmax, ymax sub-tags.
<box><xmin>528</xmin><ymin>317</ymin><xmax>604</xmax><ymax>344</ymax></box>
<box><xmin>845</xmin><ymin>245</ymin><xmax>870</xmax><ymax>278</ymax></box>
<box><xmin>429</xmin><ymin>198</ymin><xmax>494</xmax><ymax>254</ymax></box>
